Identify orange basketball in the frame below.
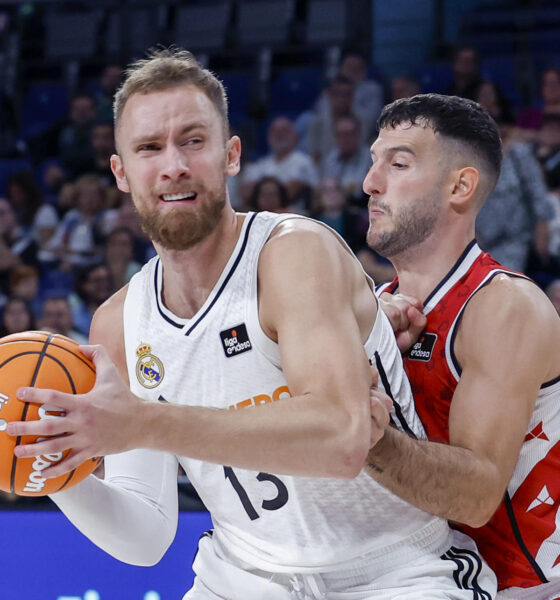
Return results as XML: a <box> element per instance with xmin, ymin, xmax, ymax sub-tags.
<box><xmin>0</xmin><ymin>330</ymin><xmax>101</xmax><ymax>496</ymax></box>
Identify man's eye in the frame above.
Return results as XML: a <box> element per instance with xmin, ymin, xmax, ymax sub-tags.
<box><xmin>138</xmin><ymin>144</ymin><xmax>159</xmax><ymax>152</ymax></box>
<box><xmin>393</xmin><ymin>162</ymin><xmax>407</xmax><ymax>169</ymax></box>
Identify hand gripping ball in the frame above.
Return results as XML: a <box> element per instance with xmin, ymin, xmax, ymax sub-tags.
<box><xmin>0</xmin><ymin>331</ymin><xmax>101</xmax><ymax>496</ymax></box>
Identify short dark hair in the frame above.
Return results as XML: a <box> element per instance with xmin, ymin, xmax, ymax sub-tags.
<box><xmin>378</xmin><ymin>93</ymin><xmax>502</xmax><ymax>183</ymax></box>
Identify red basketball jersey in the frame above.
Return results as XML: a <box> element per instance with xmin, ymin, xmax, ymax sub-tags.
<box><xmin>380</xmin><ymin>241</ymin><xmax>560</xmax><ymax>590</ymax></box>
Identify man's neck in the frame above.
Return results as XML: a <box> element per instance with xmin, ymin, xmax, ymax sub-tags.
<box><xmin>390</xmin><ymin>232</ymin><xmax>474</xmax><ymax>302</ymax></box>
<box><xmin>157</xmin><ymin>208</ymin><xmax>243</xmax><ymax>319</ymax></box>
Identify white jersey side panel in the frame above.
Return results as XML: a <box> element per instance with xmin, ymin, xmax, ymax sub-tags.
<box><xmin>122</xmin><ymin>211</ymin><xmax>448</xmax><ymax>572</ymax></box>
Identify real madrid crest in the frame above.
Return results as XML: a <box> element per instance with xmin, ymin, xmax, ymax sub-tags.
<box><xmin>136</xmin><ymin>342</ymin><xmax>164</xmax><ymax>389</ymax></box>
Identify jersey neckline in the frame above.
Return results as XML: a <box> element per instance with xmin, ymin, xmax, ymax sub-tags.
<box><xmin>153</xmin><ymin>212</ymin><xmax>258</xmax><ymax>335</ymax></box>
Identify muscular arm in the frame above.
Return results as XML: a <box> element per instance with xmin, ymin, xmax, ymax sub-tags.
<box><xmin>366</xmin><ymin>276</ymin><xmax>560</xmax><ymax>527</ymax></box>
<box><xmin>11</xmin><ymin>221</ymin><xmax>382</xmax><ymax>479</ymax></box>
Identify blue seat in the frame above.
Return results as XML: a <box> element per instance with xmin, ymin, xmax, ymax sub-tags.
<box><xmin>415</xmin><ymin>63</ymin><xmax>453</xmax><ymax>94</ymax></box>
<box><xmin>481</xmin><ymin>56</ymin><xmax>522</xmax><ymax>111</ymax></box>
<box><xmin>269</xmin><ymin>67</ymin><xmax>323</xmax><ymax>118</ymax></box>
<box><xmin>20</xmin><ymin>82</ymin><xmax>69</xmax><ymax>140</ymax></box>
<box><xmin>219</xmin><ymin>71</ymin><xmax>252</xmax><ymax>127</ymax></box>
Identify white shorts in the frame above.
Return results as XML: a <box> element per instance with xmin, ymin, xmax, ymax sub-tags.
<box><xmin>183</xmin><ymin>530</ymin><xmax>497</xmax><ymax>600</ymax></box>
<box><xmin>497</xmin><ymin>580</ymin><xmax>560</xmax><ymax>599</ymax></box>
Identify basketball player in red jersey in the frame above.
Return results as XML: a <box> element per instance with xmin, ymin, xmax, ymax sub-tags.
<box><xmin>363</xmin><ymin>93</ymin><xmax>560</xmax><ymax>599</ymax></box>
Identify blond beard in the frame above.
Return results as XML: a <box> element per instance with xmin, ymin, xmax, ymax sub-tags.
<box><xmin>139</xmin><ymin>185</ymin><xmax>227</xmax><ymax>251</ymax></box>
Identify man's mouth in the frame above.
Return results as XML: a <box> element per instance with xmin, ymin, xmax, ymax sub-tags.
<box><xmin>160</xmin><ymin>192</ymin><xmax>197</xmax><ymax>202</ymax></box>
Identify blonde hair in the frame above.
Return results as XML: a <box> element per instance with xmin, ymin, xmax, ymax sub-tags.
<box><xmin>113</xmin><ymin>47</ymin><xmax>229</xmax><ymax>138</ymax></box>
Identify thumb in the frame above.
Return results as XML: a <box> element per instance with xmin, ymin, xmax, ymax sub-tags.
<box><xmin>78</xmin><ymin>344</ymin><xmax>112</xmax><ymax>370</ymax></box>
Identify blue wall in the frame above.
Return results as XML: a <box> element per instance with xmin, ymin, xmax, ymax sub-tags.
<box><xmin>1</xmin><ymin>510</ymin><xmax>213</xmax><ymax>600</ymax></box>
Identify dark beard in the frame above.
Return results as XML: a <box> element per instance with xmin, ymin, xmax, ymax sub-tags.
<box><xmin>367</xmin><ymin>197</ymin><xmax>439</xmax><ymax>258</ymax></box>
<box><xmin>140</xmin><ymin>190</ymin><xmax>226</xmax><ymax>251</ymax></box>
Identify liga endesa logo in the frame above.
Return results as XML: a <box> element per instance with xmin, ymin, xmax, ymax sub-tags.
<box><xmin>220</xmin><ymin>323</ymin><xmax>252</xmax><ymax>357</ymax></box>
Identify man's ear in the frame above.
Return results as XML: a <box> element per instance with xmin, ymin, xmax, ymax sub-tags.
<box><xmin>449</xmin><ymin>167</ymin><xmax>479</xmax><ymax>213</ymax></box>
<box><xmin>110</xmin><ymin>154</ymin><xmax>130</xmax><ymax>193</ymax></box>
<box><xmin>226</xmin><ymin>136</ymin><xmax>242</xmax><ymax>177</ymax></box>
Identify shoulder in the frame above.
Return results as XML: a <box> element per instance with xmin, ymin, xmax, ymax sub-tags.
<box><xmin>89</xmin><ymin>285</ymin><xmax>128</xmax><ymax>376</ymax></box>
<box><xmin>263</xmin><ymin>217</ymin><xmax>348</xmax><ymax>262</ymax></box>
<box><xmin>465</xmin><ymin>274</ymin><xmax>552</xmax><ymax>324</ymax></box>
<box><xmin>259</xmin><ymin>217</ymin><xmax>365</xmax><ymax>303</ymax></box>
<box><xmin>90</xmin><ymin>285</ymin><xmax>128</xmax><ymax>345</ymax></box>
<box><xmin>458</xmin><ymin>274</ymin><xmax>560</xmax><ymax>365</ymax></box>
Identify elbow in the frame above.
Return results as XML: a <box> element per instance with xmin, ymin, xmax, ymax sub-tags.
<box><xmin>115</xmin><ymin>527</ymin><xmax>175</xmax><ymax>566</ymax></box>
<box><xmin>329</xmin><ymin>418</ymin><xmax>370</xmax><ymax>479</ymax></box>
<box><xmin>459</xmin><ymin>494</ymin><xmax>502</xmax><ymax>529</ymax></box>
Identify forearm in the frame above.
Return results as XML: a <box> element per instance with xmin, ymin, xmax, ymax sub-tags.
<box><xmin>51</xmin><ymin>449</ymin><xmax>179</xmax><ymax>566</ymax></box>
<box><xmin>138</xmin><ymin>394</ymin><xmax>370</xmax><ymax>479</ymax></box>
<box><xmin>365</xmin><ymin>426</ymin><xmax>502</xmax><ymax>527</ymax></box>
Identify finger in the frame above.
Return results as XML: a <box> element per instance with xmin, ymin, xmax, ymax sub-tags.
<box><xmin>371</xmin><ymin>402</ymin><xmax>390</xmax><ymax>429</ymax></box>
<box><xmin>7</xmin><ymin>416</ymin><xmax>68</xmax><ymax>438</ymax></box>
<box><xmin>370</xmin><ymin>364</ymin><xmax>379</xmax><ymax>388</ymax></box>
<box><xmin>395</xmin><ymin>293</ymin><xmax>424</xmax><ymax>310</ymax></box>
<box><xmin>79</xmin><ymin>343</ymin><xmax>112</xmax><ymax>371</ymax></box>
<box><xmin>14</xmin><ymin>434</ymin><xmax>73</xmax><ymax>459</ymax></box>
<box><xmin>16</xmin><ymin>386</ymin><xmax>77</xmax><ymax>410</ymax></box>
<box><xmin>41</xmin><ymin>449</ymin><xmax>90</xmax><ymax>479</ymax></box>
<box><xmin>371</xmin><ymin>389</ymin><xmax>393</xmax><ymax>413</ymax></box>
<box><xmin>406</xmin><ymin>306</ymin><xmax>427</xmax><ymax>329</ymax></box>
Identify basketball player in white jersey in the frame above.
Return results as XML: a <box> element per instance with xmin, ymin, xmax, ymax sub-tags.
<box><xmin>8</xmin><ymin>49</ymin><xmax>496</xmax><ymax>599</ymax></box>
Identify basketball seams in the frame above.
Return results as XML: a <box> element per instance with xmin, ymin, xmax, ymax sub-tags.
<box><xmin>0</xmin><ymin>331</ymin><xmax>98</xmax><ymax>496</ymax></box>
<box><xmin>0</xmin><ymin>338</ymin><xmax>95</xmax><ymax>374</ymax></box>
<box><xmin>10</xmin><ymin>333</ymin><xmax>55</xmax><ymax>493</ymax></box>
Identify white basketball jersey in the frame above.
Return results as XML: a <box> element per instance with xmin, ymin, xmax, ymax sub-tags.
<box><xmin>122</xmin><ymin>211</ymin><xmax>449</xmax><ymax>572</ymax></box>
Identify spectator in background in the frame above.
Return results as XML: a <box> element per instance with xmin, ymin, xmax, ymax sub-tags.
<box><xmin>306</xmin><ymin>75</ymin><xmax>359</xmax><ymax>164</ymax></box>
<box><xmin>104</xmin><ymin>227</ymin><xmax>141</xmax><ymax>293</ymax></box>
<box><xmin>242</xmin><ymin>116</ymin><xmax>317</xmax><ymax>209</ymax></box>
<box><xmin>89</xmin><ymin>121</ymin><xmax>116</xmax><ymax>184</ymax></box>
<box><xmin>337</xmin><ymin>50</ymin><xmax>384</xmax><ymax>142</ymax></box>
<box><xmin>5</xmin><ymin>170</ymin><xmax>59</xmax><ymax>251</ymax></box>
<box><xmin>8</xmin><ymin>265</ymin><xmax>40</xmax><ymax>317</ymax></box>
<box><xmin>534</xmin><ymin>113</ymin><xmax>560</xmax><ymax>192</ymax></box>
<box><xmin>58</xmin><ymin>92</ymin><xmax>98</xmax><ymax>179</ymax></box>
<box><xmin>38</xmin><ymin>295</ymin><xmax>88</xmax><ymax>344</ymax></box>
<box><xmin>310</xmin><ymin>177</ymin><xmax>367</xmax><ymax>252</ymax></box>
<box><xmin>42</xmin><ymin>174</ymin><xmax>112</xmax><ymax>271</ymax></box>
<box><xmin>545</xmin><ymin>279</ymin><xmax>560</xmax><ymax>316</ymax></box>
<box><xmin>0</xmin><ymin>297</ymin><xmax>36</xmax><ymax>337</ymax></box>
<box><xmin>444</xmin><ymin>45</ymin><xmax>483</xmax><ymax>101</ymax></box>
<box><xmin>247</xmin><ymin>176</ymin><xmax>291</xmax><ymax>214</ymax></box>
<box><xmin>93</xmin><ymin>64</ymin><xmax>123</xmax><ymax>122</ymax></box>
<box><xmin>475</xmin><ymin>80</ymin><xmax>515</xmax><ymax>125</ymax></box>
<box><xmin>113</xmin><ymin>200</ymin><xmax>155</xmax><ymax>264</ymax></box>
<box><xmin>517</xmin><ymin>67</ymin><xmax>560</xmax><ymax>132</ymax></box>
<box><xmin>475</xmin><ymin>81</ymin><xmax>553</xmax><ymax>273</ymax></box>
<box><xmin>319</xmin><ymin>114</ymin><xmax>371</xmax><ymax>206</ymax></box>
<box><xmin>38</xmin><ymin>159</ymin><xmax>67</xmax><ymax>205</ymax></box>
<box><xmin>0</xmin><ymin>197</ymin><xmax>39</xmax><ymax>293</ymax></box>
<box><xmin>69</xmin><ymin>262</ymin><xmax>112</xmax><ymax>337</ymax></box>
<box><xmin>390</xmin><ymin>74</ymin><xmax>421</xmax><ymax>101</ymax></box>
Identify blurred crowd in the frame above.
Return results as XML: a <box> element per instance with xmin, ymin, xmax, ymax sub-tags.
<box><xmin>0</xmin><ymin>44</ymin><xmax>560</xmax><ymax>507</ymax></box>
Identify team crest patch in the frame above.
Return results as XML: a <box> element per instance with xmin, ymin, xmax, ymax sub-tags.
<box><xmin>135</xmin><ymin>342</ymin><xmax>164</xmax><ymax>388</ymax></box>
<box><xmin>407</xmin><ymin>333</ymin><xmax>438</xmax><ymax>362</ymax></box>
<box><xmin>220</xmin><ymin>323</ymin><xmax>252</xmax><ymax>357</ymax></box>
